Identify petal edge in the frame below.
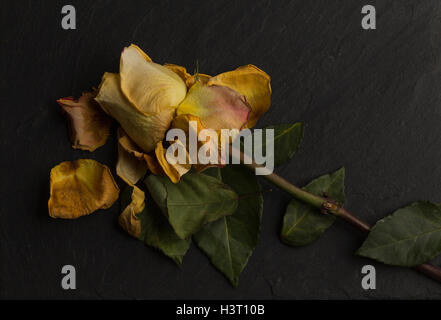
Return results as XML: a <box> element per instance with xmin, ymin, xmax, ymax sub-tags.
<box><xmin>208</xmin><ymin>65</ymin><xmax>271</xmax><ymax>128</ymax></box>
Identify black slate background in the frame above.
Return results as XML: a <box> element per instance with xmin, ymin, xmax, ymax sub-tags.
<box><xmin>1</xmin><ymin>0</ymin><xmax>441</xmax><ymax>299</ymax></box>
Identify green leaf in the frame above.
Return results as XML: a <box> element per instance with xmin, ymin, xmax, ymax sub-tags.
<box><xmin>281</xmin><ymin>168</ymin><xmax>345</xmax><ymax>246</ymax></box>
<box><xmin>138</xmin><ymin>199</ymin><xmax>191</xmax><ymax>267</ymax></box>
<box><xmin>194</xmin><ymin>165</ymin><xmax>263</xmax><ymax>287</ymax></box>
<box><xmin>357</xmin><ymin>201</ymin><xmax>441</xmax><ymax>266</ymax></box>
<box><xmin>242</xmin><ymin>123</ymin><xmax>304</xmax><ymax>167</ymax></box>
<box><xmin>120</xmin><ymin>186</ymin><xmax>190</xmax><ymax>266</ymax></box>
<box><xmin>145</xmin><ymin>173</ymin><xmax>239</xmax><ymax>240</ymax></box>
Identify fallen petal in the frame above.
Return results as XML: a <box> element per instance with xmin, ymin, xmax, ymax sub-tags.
<box><xmin>48</xmin><ymin>159</ymin><xmax>119</xmax><ymax>219</ymax></box>
<box><xmin>57</xmin><ymin>92</ymin><xmax>112</xmax><ymax>152</ymax></box>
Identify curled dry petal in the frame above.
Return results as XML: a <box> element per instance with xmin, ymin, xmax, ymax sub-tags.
<box><xmin>57</xmin><ymin>92</ymin><xmax>112</xmax><ymax>151</ymax></box>
<box><xmin>95</xmin><ymin>73</ymin><xmax>175</xmax><ymax>153</ymax></box>
<box><xmin>144</xmin><ymin>153</ymin><xmax>164</xmax><ymax>175</ymax></box>
<box><xmin>163</xmin><ymin>61</ymin><xmax>211</xmax><ymax>88</ymax></box>
<box><xmin>186</xmin><ymin>73</ymin><xmax>211</xmax><ymax>88</ymax></box>
<box><xmin>164</xmin><ymin>63</ymin><xmax>191</xmax><ymax>84</ymax></box>
<box><xmin>117</xmin><ymin>143</ymin><xmax>148</xmax><ymax>186</ymax></box>
<box><xmin>118</xmin><ymin>186</ymin><xmax>145</xmax><ymax>238</ymax></box>
<box><xmin>48</xmin><ymin>159</ymin><xmax>119</xmax><ymax>219</ymax></box>
<box><xmin>208</xmin><ymin>65</ymin><xmax>271</xmax><ymax>128</ymax></box>
<box><xmin>116</xmin><ymin>128</ymin><xmax>147</xmax><ymax>185</ymax></box>
<box><xmin>117</xmin><ymin>127</ymin><xmax>147</xmax><ymax>160</ymax></box>
<box><xmin>120</xmin><ymin>44</ymin><xmax>187</xmax><ymax>115</ymax></box>
<box><xmin>155</xmin><ymin>141</ymin><xmax>191</xmax><ymax>184</ymax></box>
<box><xmin>176</xmin><ymin>82</ymin><xmax>251</xmax><ymax>131</ymax></box>
<box><xmin>117</xmin><ymin>128</ymin><xmax>163</xmax><ymax>180</ymax></box>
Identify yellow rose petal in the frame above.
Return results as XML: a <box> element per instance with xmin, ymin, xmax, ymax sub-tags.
<box><xmin>57</xmin><ymin>92</ymin><xmax>112</xmax><ymax>152</ymax></box>
<box><xmin>155</xmin><ymin>141</ymin><xmax>191</xmax><ymax>184</ymax></box>
<box><xmin>117</xmin><ymin>127</ymin><xmax>147</xmax><ymax>160</ymax></box>
<box><xmin>117</xmin><ymin>143</ymin><xmax>148</xmax><ymax>186</ymax></box>
<box><xmin>118</xmin><ymin>186</ymin><xmax>145</xmax><ymax>238</ymax></box>
<box><xmin>164</xmin><ymin>63</ymin><xmax>191</xmax><ymax>83</ymax></box>
<box><xmin>208</xmin><ymin>65</ymin><xmax>271</xmax><ymax>128</ymax></box>
<box><xmin>95</xmin><ymin>73</ymin><xmax>175</xmax><ymax>153</ymax></box>
<box><xmin>176</xmin><ymin>82</ymin><xmax>251</xmax><ymax>131</ymax></box>
<box><xmin>48</xmin><ymin>159</ymin><xmax>119</xmax><ymax>219</ymax></box>
<box><xmin>143</xmin><ymin>153</ymin><xmax>164</xmax><ymax>176</ymax></box>
<box><xmin>129</xmin><ymin>44</ymin><xmax>153</xmax><ymax>62</ymax></box>
<box><xmin>120</xmin><ymin>44</ymin><xmax>187</xmax><ymax>115</ymax></box>
<box><xmin>186</xmin><ymin>73</ymin><xmax>211</xmax><ymax>88</ymax></box>
<box><xmin>172</xmin><ymin>113</ymin><xmax>205</xmax><ymax>134</ymax></box>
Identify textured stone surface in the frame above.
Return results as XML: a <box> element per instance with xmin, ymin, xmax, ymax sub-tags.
<box><xmin>1</xmin><ymin>0</ymin><xmax>441</xmax><ymax>299</ymax></box>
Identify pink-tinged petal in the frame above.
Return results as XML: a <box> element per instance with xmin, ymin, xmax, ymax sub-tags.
<box><xmin>208</xmin><ymin>65</ymin><xmax>271</xmax><ymax>128</ymax></box>
<box><xmin>176</xmin><ymin>82</ymin><xmax>251</xmax><ymax>131</ymax></box>
<box><xmin>57</xmin><ymin>92</ymin><xmax>112</xmax><ymax>152</ymax></box>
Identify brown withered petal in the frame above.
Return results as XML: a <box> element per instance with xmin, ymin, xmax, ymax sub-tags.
<box><xmin>155</xmin><ymin>141</ymin><xmax>191</xmax><ymax>184</ymax></box>
<box><xmin>118</xmin><ymin>186</ymin><xmax>145</xmax><ymax>238</ymax></box>
<box><xmin>208</xmin><ymin>65</ymin><xmax>271</xmax><ymax>128</ymax></box>
<box><xmin>144</xmin><ymin>153</ymin><xmax>164</xmax><ymax>175</ymax></box>
<box><xmin>48</xmin><ymin>159</ymin><xmax>119</xmax><ymax>219</ymax></box>
<box><xmin>57</xmin><ymin>92</ymin><xmax>112</xmax><ymax>152</ymax></box>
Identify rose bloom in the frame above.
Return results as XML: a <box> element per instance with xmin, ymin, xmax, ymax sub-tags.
<box><xmin>96</xmin><ymin>44</ymin><xmax>271</xmax><ymax>183</ymax></box>
<box><xmin>50</xmin><ymin>44</ymin><xmax>271</xmax><ymax>219</ymax></box>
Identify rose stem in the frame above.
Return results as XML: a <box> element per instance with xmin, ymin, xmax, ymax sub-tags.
<box><xmin>240</xmin><ymin>156</ymin><xmax>441</xmax><ymax>283</ymax></box>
